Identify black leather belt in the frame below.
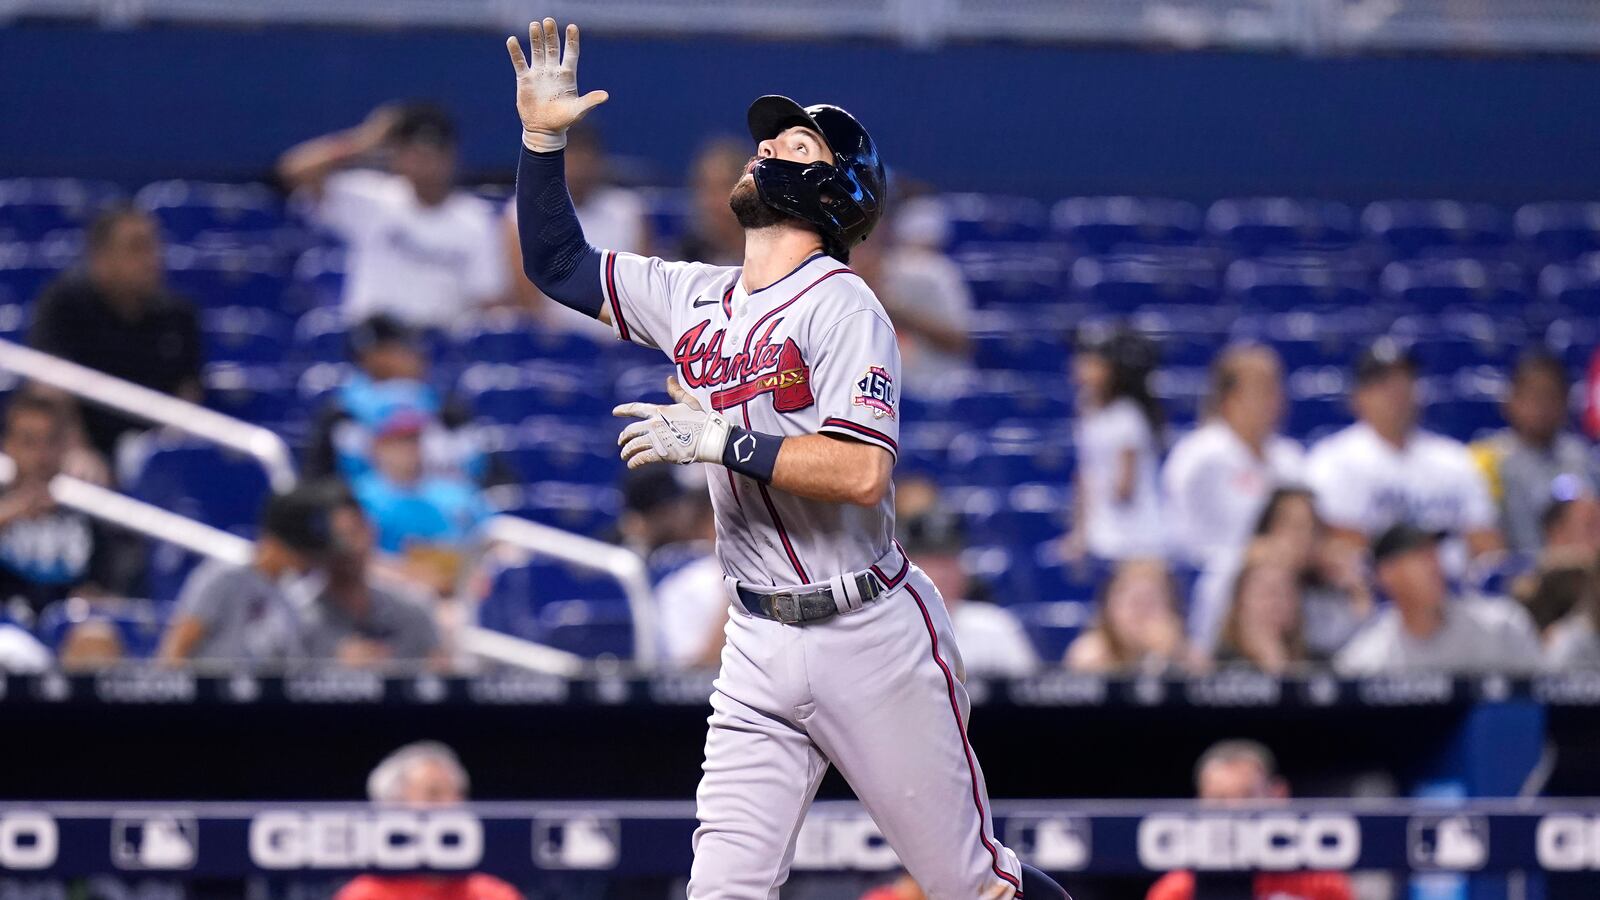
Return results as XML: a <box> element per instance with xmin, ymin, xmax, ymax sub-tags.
<box><xmin>737</xmin><ymin>572</ymin><xmax>884</xmax><ymax>625</ymax></box>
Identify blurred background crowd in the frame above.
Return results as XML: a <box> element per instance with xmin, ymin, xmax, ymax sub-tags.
<box><xmin>1</xmin><ymin>90</ymin><xmax>1599</xmax><ymax>682</ymax></box>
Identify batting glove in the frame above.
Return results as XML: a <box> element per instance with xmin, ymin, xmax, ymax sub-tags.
<box><xmin>614</xmin><ymin>376</ymin><xmax>731</xmax><ymax>469</ymax></box>
<box><xmin>506</xmin><ymin>18</ymin><xmax>609</xmax><ymax>153</ymax></box>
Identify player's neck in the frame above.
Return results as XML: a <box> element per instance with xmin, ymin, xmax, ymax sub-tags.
<box><xmin>740</xmin><ymin>225</ymin><xmax>826</xmax><ymax>294</ymax></box>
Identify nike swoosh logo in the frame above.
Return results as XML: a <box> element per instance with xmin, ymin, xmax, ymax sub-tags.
<box><xmin>692</xmin><ymin>299</ymin><xmax>719</xmax><ymax>308</ymax></box>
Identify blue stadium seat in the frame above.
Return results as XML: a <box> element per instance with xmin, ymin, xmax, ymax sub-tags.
<box><xmin>204</xmin><ymin>363</ymin><xmax>293</xmax><ymax>424</ymax></box>
<box><xmin>0</xmin><ymin>303</ymin><xmax>27</xmax><ymax>344</ymax></box>
<box><xmin>1379</xmin><ymin>258</ymin><xmax>1525</xmax><ymax>312</ymax></box>
<box><xmin>134</xmin><ymin>180</ymin><xmax>285</xmax><ymax>244</ymax></box>
<box><xmin>485</xmin><ymin>482</ymin><xmax>622</xmax><ymax>537</ymax></box>
<box><xmin>970</xmin><ymin>330</ymin><xmax>1068</xmax><ymax>374</ymax></box>
<box><xmin>478</xmin><ymin>560</ymin><xmax>630</xmax><ymax>648</ymax></box>
<box><xmin>165</xmin><ymin>247</ymin><xmax>288</xmax><ymax>309</ymax></box>
<box><xmin>1515</xmin><ymin>203</ymin><xmax>1600</xmax><ymax>263</ymax></box>
<box><xmin>0</xmin><ymin>241</ymin><xmax>62</xmax><ymax>305</ymax></box>
<box><xmin>1151</xmin><ymin>366</ymin><xmax>1209</xmax><ymax>426</ymax></box>
<box><xmin>288</xmin><ymin>245</ymin><xmax>346</xmax><ymax>310</ymax></box>
<box><xmin>947</xmin><ymin>375</ymin><xmax>1072</xmax><ymax>426</ymax></box>
<box><xmin>1284</xmin><ymin>365</ymin><xmax>1354</xmax><ymax>440</ymax></box>
<box><xmin>125</xmin><ymin>436</ymin><xmax>272</xmax><ymax>535</ymax></box>
<box><xmin>1224</xmin><ymin>254</ymin><xmax>1370</xmax><ymax>312</ymax></box>
<box><xmin>0</xmin><ymin>178</ymin><xmax>122</xmax><ymax>242</ymax></box>
<box><xmin>34</xmin><ymin>598</ymin><xmax>167</xmax><ymax>658</ymax></box>
<box><xmin>948</xmin><ymin>426</ymin><xmax>1074</xmax><ymax>487</ymax></box>
<box><xmin>1071</xmin><ymin>253</ymin><xmax>1217</xmax><ymax>313</ymax></box>
<box><xmin>1008</xmin><ymin>601</ymin><xmax>1092</xmax><ymax>663</ymax></box>
<box><xmin>1362</xmin><ymin>200</ymin><xmax>1510</xmax><ymax>259</ymax></box>
<box><xmin>953</xmin><ymin>244</ymin><xmax>1069</xmax><ymax>308</ymax></box>
<box><xmin>201</xmin><ymin>306</ymin><xmax>289</xmax><ymax>363</ymax></box>
<box><xmin>639</xmin><ymin>188</ymin><xmax>690</xmax><ymax>249</ymax></box>
<box><xmin>291</xmin><ymin>307</ymin><xmax>350</xmax><ymax>364</ymax></box>
<box><xmin>1205</xmin><ymin>198</ymin><xmax>1358</xmax><ymax>255</ymax></box>
<box><xmin>500</xmin><ymin>423</ymin><xmax>622</xmax><ymax>485</ymax></box>
<box><xmin>540</xmin><ymin>599</ymin><xmax>634</xmax><ymax>659</ymax></box>
<box><xmin>1031</xmin><ymin>547</ymin><xmax>1113</xmax><ymax>605</ymax></box>
<box><xmin>940</xmin><ymin>194</ymin><xmax>1048</xmax><ymax>247</ymax></box>
<box><xmin>454</xmin><ymin>316</ymin><xmax>607</xmax><ymax>366</ymax></box>
<box><xmin>1538</xmin><ymin>257</ymin><xmax>1600</xmax><ymax>315</ymax></box>
<box><xmin>1052</xmin><ymin>197</ymin><xmax>1202</xmax><ymax>254</ymax></box>
<box><xmin>458</xmin><ymin>362</ymin><xmax>612</xmax><ymax>424</ymax></box>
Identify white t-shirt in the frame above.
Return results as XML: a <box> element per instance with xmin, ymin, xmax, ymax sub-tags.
<box><xmin>1075</xmin><ymin>398</ymin><xmax>1165</xmax><ymax>560</ymax></box>
<box><xmin>1162</xmin><ymin>420</ymin><xmax>1305</xmax><ymax>568</ymax></box>
<box><xmin>304</xmin><ymin>170</ymin><xmax>506</xmax><ymax>328</ymax></box>
<box><xmin>1305</xmin><ymin>422</ymin><xmax>1495</xmax><ymax>539</ymax></box>
<box><xmin>1333</xmin><ymin>596</ymin><xmax>1542</xmax><ymax>674</ymax></box>
<box><xmin>950</xmin><ymin>601</ymin><xmax>1040</xmax><ymax>678</ymax></box>
<box><xmin>655</xmin><ymin>553</ymin><xmax>729</xmax><ymax>669</ymax></box>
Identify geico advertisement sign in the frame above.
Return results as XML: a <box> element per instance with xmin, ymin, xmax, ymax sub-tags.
<box><xmin>0</xmin><ymin>813</ymin><xmax>57</xmax><ymax>870</ymax></box>
<box><xmin>249</xmin><ymin>811</ymin><xmax>482</xmax><ymax>870</ymax></box>
<box><xmin>1537</xmin><ymin>815</ymin><xmax>1600</xmax><ymax>870</ymax></box>
<box><xmin>1138</xmin><ymin>814</ymin><xmax>1360</xmax><ymax>871</ymax></box>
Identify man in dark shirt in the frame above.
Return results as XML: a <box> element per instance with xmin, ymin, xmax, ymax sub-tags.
<box><xmin>0</xmin><ymin>394</ymin><xmax>137</xmax><ymax>620</ymax></box>
<box><xmin>28</xmin><ymin>206</ymin><xmax>203</xmax><ymax>459</ymax></box>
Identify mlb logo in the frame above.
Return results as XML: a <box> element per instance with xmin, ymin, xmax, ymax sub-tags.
<box><xmin>1407</xmin><ymin>814</ymin><xmax>1488</xmax><ymax>871</ymax></box>
<box><xmin>532</xmin><ymin>814</ymin><xmax>621</xmax><ymax>870</ymax></box>
<box><xmin>111</xmin><ymin>814</ymin><xmax>198</xmax><ymax>870</ymax></box>
<box><xmin>1003</xmin><ymin>816</ymin><xmax>1091</xmax><ymax>871</ymax></box>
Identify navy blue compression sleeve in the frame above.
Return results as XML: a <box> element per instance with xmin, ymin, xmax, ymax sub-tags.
<box><xmin>515</xmin><ymin>146</ymin><xmax>604</xmax><ymax>318</ymax></box>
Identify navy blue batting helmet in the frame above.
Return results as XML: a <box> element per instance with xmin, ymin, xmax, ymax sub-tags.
<box><xmin>746</xmin><ymin>95</ymin><xmax>886</xmax><ymax>263</ymax></box>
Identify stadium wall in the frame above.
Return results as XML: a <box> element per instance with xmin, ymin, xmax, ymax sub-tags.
<box><xmin>1</xmin><ymin>24</ymin><xmax>1599</xmax><ymax>199</ymax></box>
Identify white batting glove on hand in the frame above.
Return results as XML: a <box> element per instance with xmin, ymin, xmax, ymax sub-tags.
<box><xmin>505</xmin><ymin>18</ymin><xmax>609</xmax><ymax>153</ymax></box>
<box><xmin>614</xmin><ymin>377</ymin><xmax>732</xmax><ymax>469</ymax></box>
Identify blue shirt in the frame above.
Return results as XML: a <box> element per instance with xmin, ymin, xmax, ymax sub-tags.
<box><xmin>352</xmin><ymin>472</ymin><xmax>490</xmax><ymax>554</ymax></box>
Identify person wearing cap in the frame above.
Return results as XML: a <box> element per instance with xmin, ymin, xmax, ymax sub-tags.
<box><xmin>350</xmin><ymin>406</ymin><xmax>492</xmax><ymax>572</ymax></box>
<box><xmin>158</xmin><ymin>483</ymin><xmax>336</xmax><ymax>665</ymax></box>
<box><xmin>1469</xmin><ymin>352</ymin><xmax>1600</xmax><ymax>556</ymax></box>
<box><xmin>279</xmin><ymin>102</ymin><xmax>508</xmax><ymax>328</ymax></box>
<box><xmin>1333</xmin><ymin>524</ymin><xmax>1540</xmax><ymax>674</ymax></box>
<box><xmin>1305</xmin><ymin>338</ymin><xmax>1503</xmax><ymax>572</ymax></box>
<box><xmin>904</xmin><ymin>508</ymin><xmax>1039</xmax><ymax>678</ymax></box>
<box><xmin>616</xmin><ymin>467</ymin><xmax>727</xmax><ymax>669</ymax></box>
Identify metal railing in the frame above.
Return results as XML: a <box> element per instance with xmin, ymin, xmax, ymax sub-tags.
<box><xmin>0</xmin><ymin>338</ymin><xmax>297</xmax><ymax>493</ymax></box>
<box><xmin>6</xmin><ymin>0</ymin><xmax>1600</xmax><ymax>55</ymax></box>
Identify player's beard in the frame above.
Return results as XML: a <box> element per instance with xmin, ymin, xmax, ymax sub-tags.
<box><xmin>728</xmin><ymin>174</ymin><xmax>797</xmax><ymax>231</ymax></box>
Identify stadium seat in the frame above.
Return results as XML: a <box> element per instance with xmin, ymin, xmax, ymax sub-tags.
<box><xmin>500</xmin><ymin>423</ymin><xmax>623</xmax><ymax>485</ymax></box>
<box><xmin>204</xmin><ymin>362</ymin><xmax>294</xmax><ymax>424</ymax></box>
<box><xmin>485</xmin><ymin>482</ymin><xmax>622</xmax><ymax>537</ymax></box>
<box><xmin>970</xmin><ymin>329</ymin><xmax>1069</xmax><ymax>374</ymax></box>
<box><xmin>940</xmin><ymin>193</ymin><xmax>1049</xmax><ymax>247</ymax></box>
<box><xmin>1379</xmin><ymin>257</ymin><xmax>1526</xmax><ymax>312</ymax></box>
<box><xmin>0</xmin><ymin>178</ymin><xmax>122</xmax><ymax>242</ymax></box>
<box><xmin>287</xmin><ymin>245</ymin><xmax>346</xmax><ymax>310</ymax></box>
<box><xmin>34</xmin><ymin>597</ymin><xmax>167</xmax><ymax>658</ymax></box>
<box><xmin>0</xmin><ymin>241</ymin><xmax>62</xmax><ymax>305</ymax></box>
<box><xmin>1151</xmin><ymin>366</ymin><xmax>1209</xmax><ymax>426</ymax></box>
<box><xmin>947</xmin><ymin>375</ymin><xmax>1072</xmax><ymax>427</ymax></box>
<box><xmin>1362</xmin><ymin>200</ymin><xmax>1511</xmax><ymax>259</ymax></box>
<box><xmin>291</xmin><ymin>306</ymin><xmax>350</xmax><ymax>364</ymax></box>
<box><xmin>478</xmin><ymin>558</ymin><xmax>630</xmax><ymax>648</ymax></box>
<box><xmin>1031</xmin><ymin>545</ymin><xmax>1113</xmax><ymax>605</ymax></box>
<box><xmin>165</xmin><ymin>246</ymin><xmax>288</xmax><ymax>309</ymax></box>
<box><xmin>201</xmin><ymin>306</ymin><xmax>289</xmax><ymax>363</ymax></box>
<box><xmin>540</xmin><ymin>599</ymin><xmax>634</xmax><ymax>659</ymax></box>
<box><xmin>953</xmin><ymin>244</ymin><xmax>1070</xmax><ymax>308</ymax></box>
<box><xmin>1008</xmin><ymin>601</ymin><xmax>1092</xmax><ymax>663</ymax></box>
<box><xmin>134</xmin><ymin>180</ymin><xmax>285</xmax><ymax>244</ymax></box>
<box><xmin>1071</xmin><ymin>253</ymin><xmax>1217</xmax><ymax>313</ymax></box>
<box><xmin>458</xmin><ymin>362</ymin><xmax>612</xmax><ymax>424</ymax></box>
<box><xmin>1223</xmin><ymin>254</ymin><xmax>1370</xmax><ymax>312</ymax></box>
<box><xmin>1515</xmin><ymin>202</ymin><xmax>1600</xmax><ymax>263</ymax></box>
<box><xmin>454</xmin><ymin>315</ymin><xmax>607</xmax><ymax>366</ymax></box>
<box><xmin>1052</xmin><ymin>197</ymin><xmax>1203</xmax><ymax>254</ymax></box>
<box><xmin>1205</xmin><ymin>198</ymin><xmax>1358</xmax><ymax>255</ymax></box>
<box><xmin>1538</xmin><ymin>256</ymin><xmax>1600</xmax><ymax>314</ymax></box>
<box><xmin>1284</xmin><ymin>365</ymin><xmax>1354</xmax><ymax>440</ymax></box>
<box><xmin>948</xmin><ymin>426</ymin><xmax>1074</xmax><ymax>488</ymax></box>
<box><xmin>124</xmin><ymin>435</ymin><xmax>273</xmax><ymax>535</ymax></box>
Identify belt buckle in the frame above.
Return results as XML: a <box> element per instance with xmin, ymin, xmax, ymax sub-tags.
<box><xmin>765</xmin><ymin>590</ymin><xmax>803</xmax><ymax>624</ymax></box>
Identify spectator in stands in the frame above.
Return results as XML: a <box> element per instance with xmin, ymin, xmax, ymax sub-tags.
<box><xmin>1471</xmin><ymin>353</ymin><xmax>1598</xmax><ymax>555</ymax></box>
<box><xmin>503</xmin><ymin>123</ymin><xmax>646</xmax><ymax>337</ymax></box>
<box><xmin>1146</xmin><ymin>740</ymin><xmax>1352</xmax><ymax>900</ymax></box>
<box><xmin>28</xmin><ymin>205</ymin><xmax>202</xmax><ymax>461</ymax></box>
<box><xmin>1215</xmin><ymin>555</ymin><xmax>1309</xmax><ymax>674</ymax></box>
<box><xmin>1306</xmin><ymin>339</ymin><xmax>1503</xmax><ymax>570</ymax></box>
<box><xmin>299</xmin><ymin>489</ymin><xmax>445</xmax><ymax>670</ymax></box>
<box><xmin>279</xmin><ymin>103</ymin><xmax>507</xmax><ymax>328</ymax></box>
<box><xmin>0</xmin><ymin>394</ymin><xmax>138</xmax><ymax>621</ymax></box>
<box><xmin>337</xmin><ymin>740</ymin><xmax>523</xmax><ymax>900</ymax></box>
<box><xmin>304</xmin><ymin>314</ymin><xmax>500</xmax><ymax>486</ymax></box>
<box><xmin>1335</xmin><ymin>524</ymin><xmax>1541</xmax><ymax>674</ymax></box>
<box><xmin>1163</xmin><ymin>343</ymin><xmax>1303</xmax><ymax>569</ymax></box>
<box><xmin>1064</xmin><ymin>328</ymin><xmax>1165</xmax><ymax>562</ymax></box>
<box><xmin>617</xmin><ymin>467</ymin><xmax>727</xmax><ymax>669</ymax></box>
<box><xmin>1247</xmin><ymin>488</ymin><xmax>1372</xmax><ymax>660</ymax></box>
<box><xmin>1520</xmin><ymin>563</ymin><xmax>1594</xmax><ymax>637</ymax></box>
<box><xmin>352</xmin><ymin>407</ymin><xmax>491</xmax><ymax>594</ymax></box>
<box><xmin>157</xmin><ymin>484</ymin><xmax>336</xmax><ymax>666</ymax></box>
<box><xmin>850</xmin><ymin>195</ymin><xmax>974</xmax><ymax>393</ymax></box>
<box><xmin>1545</xmin><ymin>567</ymin><xmax>1600</xmax><ymax>667</ymax></box>
<box><xmin>1065</xmin><ymin>559</ymin><xmax>1191</xmax><ymax>673</ymax></box>
<box><xmin>905</xmin><ymin>508</ymin><xmax>1039</xmax><ymax>678</ymax></box>
<box><xmin>671</xmin><ymin>136</ymin><xmax>749</xmax><ymax>266</ymax></box>
<box><xmin>56</xmin><ymin>616</ymin><xmax>124</xmax><ymax>671</ymax></box>
<box><xmin>1514</xmin><ymin>495</ymin><xmax>1600</xmax><ymax>632</ymax></box>
<box><xmin>1541</xmin><ymin>492</ymin><xmax>1600</xmax><ymax>563</ymax></box>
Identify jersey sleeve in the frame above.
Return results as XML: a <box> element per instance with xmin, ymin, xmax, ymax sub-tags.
<box><xmin>812</xmin><ymin>308</ymin><xmax>901</xmax><ymax>459</ymax></box>
<box><xmin>597</xmin><ymin>250</ymin><xmax>720</xmax><ymax>352</ymax></box>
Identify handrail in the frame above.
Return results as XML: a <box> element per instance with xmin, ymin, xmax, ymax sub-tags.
<box><xmin>0</xmin><ymin>338</ymin><xmax>297</xmax><ymax>492</ymax></box>
<box><xmin>480</xmin><ymin>514</ymin><xmax>659</xmax><ymax>670</ymax></box>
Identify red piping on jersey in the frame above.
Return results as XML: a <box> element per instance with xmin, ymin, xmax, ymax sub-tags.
<box><xmin>870</xmin><ymin>540</ymin><xmax>909</xmax><ymax>589</ymax></box>
<box><xmin>821</xmin><ymin>417</ymin><xmax>898</xmax><ymax>455</ymax></box>
<box><xmin>741</xmin><ymin>404</ymin><xmax>810</xmax><ymax>584</ymax></box>
<box><xmin>603</xmin><ymin>251</ymin><xmax>630</xmax><ymax>342</ymax></box>
<box><xmin>906</xmin><ymin>581</ymin><xmax>1022</xmax><ymax>894</ymax></box>
<box><xmin>720</xmin><ymin>281</ymin><xmax>734</xmax><ymax>318</ymax></box>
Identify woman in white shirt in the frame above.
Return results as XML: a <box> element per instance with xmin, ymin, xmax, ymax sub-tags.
<box><xmin>1064</xmin><ymin>329</ymin><xmax>1166</xmax><ymax>561</ymax></box>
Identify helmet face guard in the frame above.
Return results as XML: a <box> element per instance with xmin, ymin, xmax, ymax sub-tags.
<box><xmin>746</xmin><ymin>96</ymin><xmax>885</xmax><ymax>263</ymax></box>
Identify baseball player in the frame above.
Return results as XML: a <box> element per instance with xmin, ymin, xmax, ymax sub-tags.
<box><xmin>505</xmin><ymin>19</ymin><xmax>1070</xmax><ymax>900</ymax></box>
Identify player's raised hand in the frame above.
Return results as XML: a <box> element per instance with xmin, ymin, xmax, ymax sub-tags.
<box><xmin>613</xmin><ymin>377</ymin><xmax>730</xmax><ymax>469</ymax></box>
<box><xmin>506</xmin><ymin>18</ymin><xmax>609</xmax><ymax>152</ymax></box>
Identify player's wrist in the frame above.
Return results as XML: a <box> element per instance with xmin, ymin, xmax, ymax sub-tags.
<box><xmin>695</xmin><ymin>412</ymin><xmax>732</xmax><ymax>465</ymax></box>
<box><xmin>719</xmin><ymin>424</ymin><xmax>783</xmax><ymax>484</ymax></box>
<box><xmin>522</xmin><ymin>128</ymin><xmax>567</xmax><ymax>153</ymax></box>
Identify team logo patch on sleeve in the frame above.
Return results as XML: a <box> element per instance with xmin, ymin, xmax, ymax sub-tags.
<box><xmin>853</xmin><ymin>366</ymin><xmax>897</xmax><ymax>419</ymax></box>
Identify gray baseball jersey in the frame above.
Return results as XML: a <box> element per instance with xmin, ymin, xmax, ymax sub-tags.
<box><xmin>600</xmin><ymin>249</ymin><xmax>899</xmax><ymax>589</ymax></box>
<box><xmin>599</xmin><ymin>248</ymin><xmax>1024</xmax><ymax>898</ymax></box>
